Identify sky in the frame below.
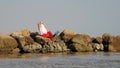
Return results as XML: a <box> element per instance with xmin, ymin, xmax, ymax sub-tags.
<box><xmin>0</xmin><ymin>0</ymin><xmax>120</xmax><ymax>37</ymax></box>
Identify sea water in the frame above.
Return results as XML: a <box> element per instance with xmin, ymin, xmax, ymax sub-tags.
<box><xmin>0</xmin><ymin>52</ymin><xmax>120</xmax><ymax>68</ymax></box>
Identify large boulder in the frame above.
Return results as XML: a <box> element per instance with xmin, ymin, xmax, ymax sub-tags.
<box><xmin>11</xmin><ymin>32</ymin><xmax>42</xmax><ymax>53</ymax></box>
<box><xmin>102</xmin><ymin>33</ymin><xmax>113</xmax><ymax>51</ymax></box>
<box><xmin>30</xmin><ymin>32</ymin><xmax>39</xmax><ymax>42</ymax></box>
<box><xmin>68</xmin><ymin>34</ymin><xmax>93</xmax><ymax>52</ymax></box>
<box><xmin>102</xmin><ymin>33</ymin><xmax>112</xmax><ymax>43</ymax></box>
<box><xmin>18</xmin><ymin>36</ymin><xmax>42</xmax><ymax>53</ymax></box>
<box><xmin>91</xmin><ymin>37</ymin><xmax>104</xmax><ymax>51</ymax></box>
<box><xmin>60</xmin><ymin>29</ymin><xmax>76</xmax><ymax>42</ymax></box>
<box><xmin>109</xmin><ymin>35</ymin><xmax>120</xmax><ymax>52</ymax></box>
<box><xmin>70</xmin><ymin>34</ymin><xmax>91</xmax><ymax>44</ymax></box>
<box><xmin>69</xmin><ymin>43</ymin><xmax>93</xmax><ymax>52</ymax></box>
<box><xmin>35</xmin><ymin>35</ymin><xmax>69</xmax><ymax>53</ymax></box>
<box><xmin>0</xmin><ymin>33</ymin><xmax>18</xmax><ymax>54</ymax></box>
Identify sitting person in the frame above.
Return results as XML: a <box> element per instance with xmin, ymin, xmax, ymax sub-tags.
<box><xmin>37</xmin><ymin>21</ymin><xmax>54</xmax><ymax>41</ymax></box>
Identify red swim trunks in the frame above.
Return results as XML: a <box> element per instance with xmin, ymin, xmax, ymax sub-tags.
<box><xmin>41</xmin><ymin>31</ymin><xmax>54</xmax><ymax>41</ymax></box>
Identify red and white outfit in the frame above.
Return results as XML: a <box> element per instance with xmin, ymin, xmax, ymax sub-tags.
<box><xmin>38</xmin><ymin>21</ymin><xmax>54</xmax><ymax>41</ymax></box>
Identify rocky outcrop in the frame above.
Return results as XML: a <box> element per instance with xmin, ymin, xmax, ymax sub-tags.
<box><xmin>11</xmin><ymin>30</ymin><xmax>42</xmax><ymax>53</ymax></box>
<box><xmin>10</xmin><ymin>29</ymin><xmax>69</xmax><ymax>53</ymax></box>
<box><xmin>35</xmin><ymin>35</ymin><xmax>69</xmax><ymax>53</ymax></box>
<box><xmin>0</xmin><ymin>33</ymin><xmax>18</xmax><ymax>54</ymax></box>
<box><xmin>1</xmin><ymin>29</ymin><xmax>120</xmax><ymax>54</ymax></box>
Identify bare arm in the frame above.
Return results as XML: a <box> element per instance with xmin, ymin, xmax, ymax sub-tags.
<box><xmin>43</xmin><ymin>22</ymin><xmax>46</xmax><ymax>27</ymax></box>
<box><xmin>37</xmin><ymin>21</ymin><xmax>41</xmax><ymax>33</ymax></box>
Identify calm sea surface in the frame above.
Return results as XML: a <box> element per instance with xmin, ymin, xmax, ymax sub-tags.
<box><xmin>0</xmin><ymin>52</ymin><xmax>120</xmax><ymax>68</ymax></box>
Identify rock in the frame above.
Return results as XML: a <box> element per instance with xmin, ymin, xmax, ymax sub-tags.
<box><xmin>54</xmin><ymin>35</ymin><xmax>61</xmax><ymax>42</ymax></box>
<box><xmin>0</xmin><ymin>33</ymin><xmax>18</xmax><ymax>54</ymax></box>
<box><xmin>24</xmin><ymin>36</ymin><xmax>34</xmax><ymax>45</ymax></box>
<box><xmin>10</xmin><ymin>31</ymin><xmax>22</xmax><ymax>38</ymax></box>
<box><xmin>54</xmin><ymin>41</ymin><xmax>69</xmax><ymax>52</ymax></box>
<box><xmin>70</xmin><ymin>34</ymin><xmax>91</xmax><ymax>44</ymax></box>
<box><xmin>109</xmin><ymin>36</ymin><xmax>120</xmax><ymax>52</ymax></box>
<box><xmin>35</xmin><ymin>35</ymin><xmax>52</xmax><ymax>45</ymax></box>
<box><xmin>102</xmin><ymin>33</ymin><xmax>120</xmax><ymax>52</ymax></box>
<box><xmin>11</xmin><ymin>31</ymin><xmax>34</xmax><ymax>45</ymax></box>
<box><xmin>36</xmin><ymin>36</ymin><xmax>55</xmax><ymax>52</ymax></box>
<box><xmin>68</xmin><ymin>34</ymin><xmax>93</xmax><ymax>52</ymax></box>
<box><xmin>30</xmin><ymin>32</ymin><xmax>39</xmax><ymax>42</ymax></box>
<box><xmin>12</xmin><ymin>48</ymin><xmax>20</xmax><ymax>54</ymax></box>
<box><xmin>16</xmin><ymin>36</ymin><xmax>42</xmax><ymax>53</ymax></box>
<box><xmin>21</xmin><ymin>29</ymin><xmax>30</xmax><ymax>36</ymax></box>
<box><xmin>60</xmin><ymin>29</ymin><xmax>76</xmax><ymax>42</ymax></box>
<box><xmin>16</xmin><ymin>36</ymin><xmax>35</xmax><ymax>46</ymax></box>
<box><xmin>22</xmin><ymin>42</ymin><xmax>42</xmax><ymax>53</ymax></box>
<box><xmin>102</xmin><ymin>33</ymin><xmax>113</xmax><ymax>51</ymax></box>
<box><xmin>10</xmin><ymin>29</ymin><xmax>30</xmax><ymax>38</ymax></box>
<box><xmin>92</xmin><ymin>37</ymin><xmax>104</xmax><ymax>51</ymax></box>
<box><xmin>11</xmin><ymin>32</ymin><xmax>42</xmax><ymax>53</ymax></box>
<box><xmin>69</xmin><ymin>43</ymin><xmax>93</xmax><ymax>52</ymax></box>
<box><xmin>92</xmin><ymin>43</ymin><xmax>104</xmax><ymax>51</ymax></box>
<box><xmin>102</xmin><ymin>33</ymin><xmax>112</xmax><ymax>43</ymax></box>
<box><xmin>35</xmin><ymin>35</ymin><xmax>69</xmax><ymax>53</ymax></box>
<box><xmin>92</xmin><ymin>37</ymin><xmax>103</xmax><ymax>44</ymax></box>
